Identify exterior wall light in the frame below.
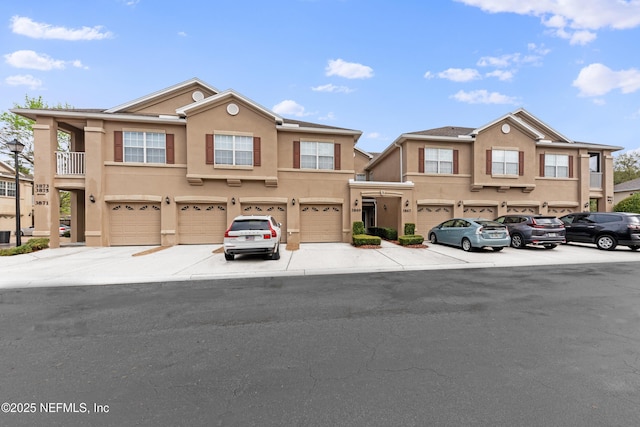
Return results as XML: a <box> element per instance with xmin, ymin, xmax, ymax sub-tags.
<box><xmin>292</xmin><ymin>198</ymin><xmax>296</xmax><ymax>206</ymax></box>
<box><xmin>542</xmin><ymin>201</ymin><xmax>548</xmax><ymax>207</ymax></box>
<box><xmin>501</xmin><ymin>201</ymin><xmax>507</xmax><ymax>207</ymax></box>
<box><xmin>354</xmin><ymin>199</ymin><xmax>358</xmax><ymax>206</ymax></box>
<box><xmin>89</xmin><ymin>194</ymin><xmax>96</xmax><ymax>203</ymax></box>
<box><xmin>165</xmin><ymin>196</ymin><xmax>171</xmax><ymax>205</ymax></box>
<box><xmin>231</xmin><ymin>197</ymin><xmax>236</xmax><ymax>205</ymax></box>
<box><xmin>457</xmin><ymin>201</ymin><xmax>462</xmax><ymax>207</ymax></box>
<box><xmin>404</xmin><ymin>200</ymin><xmax>409</xmax><ymax>208</ymax></box>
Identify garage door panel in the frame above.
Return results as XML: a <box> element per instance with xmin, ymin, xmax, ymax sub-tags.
<box><xmin>241</xmin><ymin>204</ymin><xmax>287</xmax><ymax>243</ymax></box>
<box><xmin>301</xmin><ymin>204</ymin><xmax>342</xmax><ymax>243</ymax></box>
<box><xmin>110</xmin><ymin>203</ymin><xmax>161</xmax><ymax>246</ymax></box>
<box><xmin>417</xmin><ymin>205</ymin><xmax>453</xmax><ymax>238</ymax></box>
<box><xmin>548</xmin><ymin>207</ymin><xmax>578</xmax><ymax>216</ymax></box>
<box><xmin>463</xmin><ymin>206</ymin><xmax>496</xmax><ymax>218</ymax></box>
<box><xmin>178</xmin><ymin>204</ymin><xmax>227</xmax><ymax>244</ymax></box>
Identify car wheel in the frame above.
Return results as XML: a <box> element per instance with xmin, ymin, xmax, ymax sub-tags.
<box><xmin>596</xmin><ymin>234</ymin><xmax>617</xmax><ymax>251</ymax></box>
<box><xmin>543</xmin><ymin>244</ymin><xmax>557</xmax><ymax>250</ymax></box>
<box><xmin>461</xmin><ymin>237</ymin><xmax>473</xmax><ymax>252</ymax></box>
<box><xmin>271</xmin><ymin>244</ymin><xmax>281</xmax><ymax>260</ymax></box>
<box><xmin>511</xmin><ymin>233</ymin><xmax>525</xmax><ymax>249</ymax></box>
<box><xmin>224</xmin><ymin>253</ymin><xmax>234</xmax><ymax>261</ymax></box>
<box><xmin>629</xmin><ymin>245</ymin><xmax>640</xmax><ymax>251</ymax></box>
<box><xmin>492</xmin><ymin>247</ymin><xmax>504</xmax><ymax>252</ymax></box>
<box><xmin>429</xmin><ymin>233</ymin><xmax>438</xmax><ymax>244</ymax></box>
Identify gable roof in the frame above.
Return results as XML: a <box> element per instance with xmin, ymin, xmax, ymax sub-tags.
<box><xmin>614</xmin><ymin>177</ymin><xmax>640</xmax><ymax>192</ymax></box>
<box><xmin>0</xmin><ymin>161</ymin><xmax>33</xmax><ymax>181</ymax></box>
<box><xmin>176</xmin><ymin>89</ymin><xmax>283</xmax><ymax>123</ymax></box>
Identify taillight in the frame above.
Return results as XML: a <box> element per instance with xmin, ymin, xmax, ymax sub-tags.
<box><xmin>224</xmin><ymin>226</ymin><xmax>232</xmax><ymax>238</ymax></box>
<box><xmin>528</xmin><ymin>218</ymin><xmax>545</xmax><ymax>229</ymax></box>
<box><xmin>628</xmin><ymin>224</ymin><xmax>640</xmax><ymax>231</ymax></box>
<box><xmin>476</xmin><ymin>227</ymin><xmax>483</xmax><ymax>235</ymax></box>
<box><xmin>269</xmin><ymin>223</ymin><xmax>277</xmax><ymax>238</ymax></box>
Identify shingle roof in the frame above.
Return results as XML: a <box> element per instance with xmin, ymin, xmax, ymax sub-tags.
<box><xmin>406</xmin><ymin>126</ymin><xmax>475</xmax><ymax>137</ymax></box>
<box><xmin>614</xmin><ymin>177</ymin><xmax>640</xmax><ymax>192</ymax></box>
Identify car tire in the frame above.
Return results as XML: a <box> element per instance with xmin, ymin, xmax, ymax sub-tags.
<box><xmin>629</xmin><ymin>245</ymin><xmax>640</xmax><ymax>251</ymax></box>
<box><xmin>492</xmin><ymin>247</ymin><xmax>504</xmax><ymax>252</ymax></box>
<box><xmin>511</xmin><ymin>233</ymin><xmax>525</xmax><ymax>249</ymax></box>
<box><xmin>429</xmin><ymin>233</ymin><xmax>438</xmax><ymax>244</ymax></box>
<box><xmin>461</xmin><ymin>237</ymin><xmax>473</xmax><ymax>252</ymax></box>
<box><xmin>224</xmin><ymin>253</ymin><xmax>234</xmax><ymax>261</ymax></box>
<box><xmin>271</xmin><ymin>244</ymin><xmax>281</xmax><ymax>260</ymax></box>
<box><xmin>543</xmin><ymin>244</ymin><xmax>557</xmax><ymax>250</ymax></box>
<box><xmin>596</xmin><ymin>234</ymin><xmax>617</xmax><ymax>251</ymax></box>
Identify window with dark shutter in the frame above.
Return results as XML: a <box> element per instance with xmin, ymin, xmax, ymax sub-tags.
<box><xmin>114</xmin><ymin>131</ymin><xmax>123</xmax><ymax>162</ymax></box>
<box><xmin>166</xmin><ymin>134</ymin><xmax>175</xmax><ymax>164</ymax></box>
<box><xmin>486</xmin><ymin>150</ymin><xmax>492</xmax><ymax>175</ymax></box>
<box><xmin>253</xmin><ymin>137</ymin><xmax>261</xmax><ymax>166</ymax></box>
<box><xmin>206</xmin><ymin>134</ymin><xmax>214</xmax><ymax>165</ymax></box>
<box><xmin>418</xmin><ymin>148</ymin><xmax>424</xmax><ymax>173</ymax></box>
<box><xmin>453</xmin><ymin>150</ymin><xmax>459</xmax><ymax>174</ymax></box>
<box><xmin>293</xmin><ymin>140</ymin><xmax>300</xmax><ymax>169</ymax></box>
<box><xmin>540</xmin><ymin>153</ymin><xmax>545</xmax><ymax>177</ymax></box>
<box><xmin>569</xmin><ymin>155</ymin><xmax>574</xmax><ymax>178</ymax></box>
<box><xmin>518</xmin><ymin>151</ymin><xmax>524</xmax><ymax>176</ymax></box>
<box><xmin>334</xmin><ymin>143</ymin><xmax>341</xmax><ymax>170</ymax></box>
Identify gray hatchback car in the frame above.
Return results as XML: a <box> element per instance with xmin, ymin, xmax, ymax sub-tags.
<box><xmin>494</xmin><ymin>214</ymin><xmax>566</xmax><ymax>249</ymax></box>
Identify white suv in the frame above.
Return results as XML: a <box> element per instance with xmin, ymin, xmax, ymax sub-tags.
<box><xmin>223</xmin><ymin>215</ymin><xmax>282</xmax><ymax>261</ymax></box>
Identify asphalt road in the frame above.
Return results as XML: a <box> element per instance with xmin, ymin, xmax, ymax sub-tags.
<box><xmin>2</xmin><ymin>263</ymin><xmax>640</xmax><ymax>426</ymax></box>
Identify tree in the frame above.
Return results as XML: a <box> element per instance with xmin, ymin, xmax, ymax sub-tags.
<box><xmin>614</xmin><ymin>152</ymin><xmax>640</xmax><ymax>185</ymax></box>
<box><xmin>0</xmin><ymin>95</ymin><xmax>71</xmax><ymax>172</ymax></box>
<box><xmin>614</xmin><ymin>193</ymin><xmax>640</xmax><ymax>213</ymax></box>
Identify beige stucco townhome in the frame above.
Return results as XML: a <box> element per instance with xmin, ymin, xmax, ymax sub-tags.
<box><xmin>0</xmin><ymin>161</ymin><xmax>33</xmax><ymax>240</ymax></box>
<box><xmin>11</xmin><ymin>78</ymin><xmax>621</xmax><ymax>248</ymax></box>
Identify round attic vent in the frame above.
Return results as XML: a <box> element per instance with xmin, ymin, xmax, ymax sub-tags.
<box><xmin>192</xmin><ymin>91</ymin><xmax>204</xmax><ymax>102</ymax></box>
<box><xmin>227</xmin><ymin>103</ymin><xmax>239</xmax><ymax>116</ymax></box>
<box><xmin>501</xmin><ymin>123</ymin><xmax>511</xmax><ymax>134</ymax></box>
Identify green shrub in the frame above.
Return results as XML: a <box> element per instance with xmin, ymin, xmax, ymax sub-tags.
<box><xmin>352</xmin><ymin>221</ymin><xmax>365</xmax><ymax>235</ymax></box>
<box><xmin>27</xmin><ymin>238</ymin><xmax>50</xmax><ymax>251</ymax></box>
<box><xmin>352</xmin><ymin>234</ymin><xmax>381</xmax><ymax>246</ymax></box>
<box><xmin>614</xmin><ymin>193</ymin><xmax>640</xmax><ymax>213</ymax></box>
<box><xmin>398</xmin><ymin>235</ymin><xmax>425</xmax><ymax>246</ymax></box>
<box><xmin>0</xmin><ymin>238</ymin><xmax>49</xmax><ymax>256</ymax></box>
<box><xmin>404</xmin><ymin>223</ymin><xmax>415</xmax><ymax>235</ymax></box>
<box><xmin>382</xmin><ymin>227</ymin><xmax>397</xmax><ymax>240</ymax></box>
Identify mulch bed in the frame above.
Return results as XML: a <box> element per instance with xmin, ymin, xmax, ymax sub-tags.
<box><xmin>355</xmin><ymin>240</ymin><xmax>428</xmax><ymax>249</ymax></box>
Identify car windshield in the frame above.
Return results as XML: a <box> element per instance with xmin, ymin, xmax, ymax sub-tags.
<box><xmin>230</xmin><ymin>220</ymin><xmax>270</xmax><ymax>231</ymax></box>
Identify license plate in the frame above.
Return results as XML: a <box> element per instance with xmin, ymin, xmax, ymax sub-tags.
<box><xmin>548</xmin><ymin>233</ymin><xmax>557</xmax><ymax>237</ymax></box>
<box><xmin>490</xmin><ymin>233</ymin><xmax>501</xmax><ymax>238</ymax></box>
<box><xmin>244</xmin><ymin>236</ymin><xmax>255</xmax><ymax>241</ymax></box>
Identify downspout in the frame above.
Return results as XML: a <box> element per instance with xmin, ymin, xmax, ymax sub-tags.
<box><xmin>394</xmin><ymin>140</ymin><xmax>403</xmax><ymax>182</ymax></box>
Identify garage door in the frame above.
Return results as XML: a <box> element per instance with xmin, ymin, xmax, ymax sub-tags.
<box><xmin>548</xmin><ymin>207</ymin><xmax>578</xmax><ymax>216</ymax></box>
<box><xmin>463</xmin><ymin>206</ymin><xmax>496</xmax><ymax>219</ymax></box>
<box><xmin>178</xmin><ymin>203</ymin><xmax>227</xmax><ymax>244</ymax></box>
<box><xmin>300</xmin><ymin>204</ymin><xmax>342</xmax><ymax>242</ymax></box>
<box><xmin>506</xmin><ymin>206</ymin><xmax>538</xmax><ymax>216</ymax></box>
<box><xmin>241</xmin><ymin>204</ymin><xmax>287</xmax><ymax>243</ymax></box>
<box><xmin>109</xmin><ymin>203</ymin><xmax>161</xmax><ymax>246</ymax></box>
<box><xmin>417</xmin><ymin>205</ymin><xmax>453</xmax><ymax>238</ymax></box>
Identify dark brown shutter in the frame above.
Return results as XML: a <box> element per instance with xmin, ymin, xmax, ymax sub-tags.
<box><xmin>206</xmin><ymin>134</ymin><xmax>214</xmax><ymax>165</ymax></box>
<box><xmin>518</xmin><ymin>151</ymin><xmax>525</xmax><ymax>176</ymax></box>
<box><xmin>486</xmin><ymin>150</ymin><xmax>492</xmax><ymax>175</ymax></box>
<box><xmin>334</xmin><ymin>143</ymin><xmax>341</xmax><ymax>170</ymax></box>
<box><xmin>253</xmin><ymin>137</ymin><xmax>261</xmax><ymax>166</ymax></box>
<box><xmin>569</xmin><ymin>155</ymin><xmax>574</xmax><ymax>178</ymax></box>
<box><xmin>540</xmin><ymin>153</ymin><xmax>545</xmax><ymax>177</ymax></box>
<box><xmin>293</xmin><ymin>140</ymin><xmax>300</xmax><ymax>169</ymax></box>
<box><xmin>418</xmin><ymin>148</ymin><xmax>424</xmax><ymax>173</ymax></box>
<box><xmin>114</xmin><ymin>131</ymin><xmax>123</xmax><ymax>162</ymax></box>
<box><xmin>166</xmin><ymin>134</ymin><xmax>174</xmax><ymax>164</ymax></box>
<box><xmin>453</xmin><ymin>150</ymin><xmax>459</xmax><ymax>174</ymax></box>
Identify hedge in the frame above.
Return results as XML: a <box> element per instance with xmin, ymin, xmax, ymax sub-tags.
<box><xmin>0</xmin><ymin>238</ymin><xmax>49</xmax><ymax>256</ymax></box>
<box><xmin>352</xmin><ymin>221</ymin><xmax>365</xmax><ymax>235</ymax></box>
<box><xmin>398</xmin><ymin>235</ymin><xmax>425</xmax><ymax>246</ymax></box>
<box><xmin>404</xmin><ymin>223</ymin><xmax>415</xmax><ymax>235</ymax></box>
<box><xmin>353</xmin><ymin>234</ymin><xmax>382</xmax><ymax>246</ymax></box>
<box><xmin>614</xmin><ymin>193</ymin><xmax>640</xmax><ymax>213</ymax></box>
<box><xmin>367</xmin><ymin>227</ymin><xmax>398</xmax><ymax>240</ymax></box>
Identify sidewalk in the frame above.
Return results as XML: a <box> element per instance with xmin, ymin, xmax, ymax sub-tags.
<box><xmin>2</xmin><ymin>240</ymin><xmax>640</xmax><ymax>289</ymax></box>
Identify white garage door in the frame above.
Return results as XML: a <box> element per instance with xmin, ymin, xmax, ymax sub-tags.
<box><xmin>463</xmin><ymin>206</ymin><xmax>496</xmax><ymax>219</ymax></box>
<box><xmin>417</xmin><ymin>205</ymin><xmax>453</xmax><ymax>238</ymax></box>
<box><xmin>178</xmin><ymin>203</ymin><xmax>228</xmax><ymax>244</ymax></box>
<box><xmin>300</xmin><ymin>204</ymin><xmax>342</xmax><ymax>243</ymax></box>
<box><xmin>241</xmin><ymin>204</ymin><xmax>287</xmax><ymax>243</ymax></box>
<box><xmin>109</xmin><ymin>203</ymin><xmax>161</xmax><ymax>246</ymax></box>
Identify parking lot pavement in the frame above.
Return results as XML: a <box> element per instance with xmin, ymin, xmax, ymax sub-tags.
<box><xmin>0</xmin><ymin>241</ymin><xmax>639</xmax><ymax>289</ymax></box>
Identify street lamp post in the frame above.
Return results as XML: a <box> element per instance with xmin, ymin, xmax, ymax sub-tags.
<box><xmin>7</xmin><ymin>138</ymin><xmax>25</xmax><ymax>247</ymax></box>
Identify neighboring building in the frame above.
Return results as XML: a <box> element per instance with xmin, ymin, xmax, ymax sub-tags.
<box><xmin>365</xmin><ymin>109</ymin><xmax>622</xmax><ymax>236</ymax></box>
<box><xmin>0</xmin><ymin>161</ymin><xmax>34</xmax><ymax>236</ymax></box>
<box><xmin>614</xmin><ymin>177</ymin><xmax>640</xmax><ymax>205</ymax></box>
<box><xmin>11</xmin><ymin>80</ymin><xmax>622</xmax><ymax>248</ymax></box>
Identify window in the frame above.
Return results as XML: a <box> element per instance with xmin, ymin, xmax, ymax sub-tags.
<box><xmin>425</xmin><ymin>148</ymin><xmax>453</xmax><ymax>174</ymax></box>
<box><xmin>355</xmin><ymin>173</ymin><xmax>366</xmax><ymax>181</ymax></box>
<box><xmin>545</xmin><ymin>154</ymin><xmax>569</xmax><ymax>178</ymax></box>
<box><xmin>215</xmin><ymin>134</ymin><xmax>253</xmax><ymax>166</ymax></box>
<box><xmin>0</xmin><ymin>181</ymin><xmax>16</xmax><ymax>197</ymax></box>
<box><xmin>123</xmin><ymin>131</ymin><xmax>166</xmax><ymax>163</ymax></box>
<box><xmin>301</xmin><ymin>141</ymin><xmax>334</xmax><ymax>170</ymax></box>
<box><xmin>492</xmin><ymin>149</ymin><xmax>519</xmax><ymax>175</ymax></box>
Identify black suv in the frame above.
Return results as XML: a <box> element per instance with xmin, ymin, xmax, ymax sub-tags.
<box><xmin>494</xmin><ymin>214</ymin><xmax>566</xmax><ymax>249</ymax></box>
<box><xmin>559</xmin><ymin>212</ymin><xmax>640</xmax><ymax>251</ymax></box>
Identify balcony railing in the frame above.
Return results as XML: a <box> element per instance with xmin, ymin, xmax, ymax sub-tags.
<box><xmin>56</xmin><ymin>151</ymin><xmax>85</xmax><ymax>176</ymax></box>
<box><xmin>590</xmin><ymin>172</ymin><xmax>602</xmax><ymax>189</ymax></box>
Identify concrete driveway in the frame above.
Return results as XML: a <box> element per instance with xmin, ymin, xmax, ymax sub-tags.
<box><xmin>1</xmin><ymin>240</ymin><xmax>639</xmax><ymax>288</ymax></box>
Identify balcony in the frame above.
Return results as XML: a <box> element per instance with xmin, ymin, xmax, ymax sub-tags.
<box><xmin>590</xmin><ymin>172</ymin><xmax>602</xmax><ymax>189</ymax></box>
<box><xmin>56</xmin><ymin>151</ymin><xmax>85</xmax><ymax>176</ymax></box>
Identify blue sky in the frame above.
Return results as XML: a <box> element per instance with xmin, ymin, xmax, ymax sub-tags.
<box><xmin>2</xmin><ymin>0</ymin><xmax>640</xmax><ymax>155</ymax></box>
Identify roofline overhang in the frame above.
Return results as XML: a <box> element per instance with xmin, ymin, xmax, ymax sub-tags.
<box><xmin>536</xmin><ymin>141</ymin><xmax>624</xmax><ymax>151</ymax></box>
<box><xmin>276</xmin><ymin>124</ymin><xmax>362</xmax><ymax>140</ymax></box>
<box><xmin>354</xmin><ymin>145</ymin><xmax>373</xmax><ymax>159</ymax></box>
<box><xmin>10</xmin><ymin>108</ymin><xmax>187</xmax><ymax>125</ymax></box>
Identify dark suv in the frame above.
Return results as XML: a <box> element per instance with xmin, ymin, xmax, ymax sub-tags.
<box><xmin>494</xmin><ymin>214</ymin><xmax>566</xmax><ymax>249</ymax></box>
<box><xmin>559</xmin><ymin>212</ymin><xmax>640</xmax><ymax>251</ymax></box>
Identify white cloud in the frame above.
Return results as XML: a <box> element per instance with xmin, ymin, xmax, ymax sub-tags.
<box><xmin>311</xmin><ymin>83</ymin><xmax>354</xmax><ymax>93</ymax></box>
<box><xmin>455</xmin><ymin>0</ymin><xmax>640</xmax><ymax>44</ymax></box>
<box><xmin>318</xmin><ymin>112</ymin><xmax>336</xmax><ymax>121</ymax></box>
<box><xmin>366</xmin><ymin>132</ymin><xmax>382</xmax><ymax>139</ymax></box>
<box><xmin>451</xmin><ymin>89</ymin><xmax>518</xmax><ymax>104</ymax></box>
<box><xmin>178</xmin><ymin>31</ymin><xmax>187</xmax><ymax>37</ymax></box>
<box><xmin>477</xmin><ymin>54</ymin><xmax>519</xmax><ymax>68</ymax></box>
<box><xmin>486</xmin><ymin>70</ymin><xmax>514</xmax><ymax>81</ymax></box>
<box><xmin>423</xmin><ymin>71</ymin><xmax>434</xmax><ymax>79</ymax></box>
<box><xmin>4</xmin><ymin>50</ymin><xmax>66</xmax><ymax>70</ymax></box>
<box><xmin>11</xmin><ymin>16</ymin><xmax>113</xmax><ymax>41</ymax></box>
<box><xmin>272</xmin><ymin>100</ymin><xmax>311</xmax><ymax>117</ymax></box>
<box><xmin>325</xmin><ymin>59</ymin><xmax>373</xmax><ymax>79</ymax></box>
<box><xmin>5</xmin><ymin>74</ymin><xmax>42</xmax><ymax>89</ymax></box>
<box><xmin>438</xmin><ymin>68</ymin><xmax>481</xmax><ymax>82</ymax></box>
<box><xmin>573</xmin><ymin>63</ymin><xmax>640</xmax><ymax>97</ymax></box>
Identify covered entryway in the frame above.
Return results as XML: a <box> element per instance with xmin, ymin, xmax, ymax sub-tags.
<box><xmin>241</xmin><ymin>203</ymin><xmax>287</xmax><ymax>243</ymax></box>
<box><xmin>177</xmin><ymin>203</ymin><xmax>227</xmax><ymax>244</ymax></box>
<box><xmin>109</xmin><ymin>202</ymin><xmax>161</xmax><ymax>246</ymax></box>
<box><xmin>300</xmin><ymin>204</ymin><xmax>342</xmax><ymax>242</ymax></box>
<box><xmin>417</xmin><ymin>205</ymin><xmax>453</xmax><ymax>238</ymax></box>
